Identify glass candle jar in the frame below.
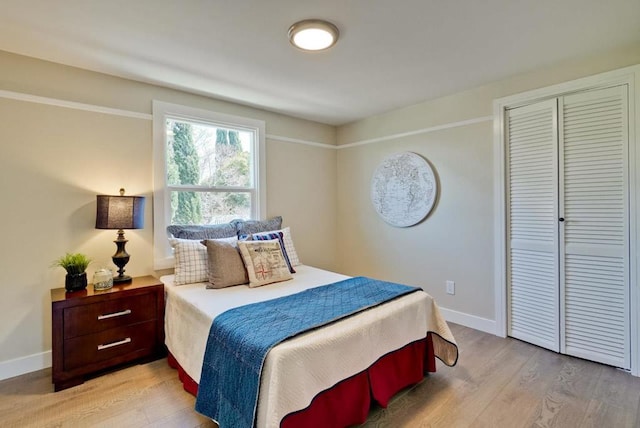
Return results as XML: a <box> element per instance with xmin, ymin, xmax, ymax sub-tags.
<box><xmin>93</xmin><ymin>268</ymin><xmax>114</xmax><ymax>291</ymax></box>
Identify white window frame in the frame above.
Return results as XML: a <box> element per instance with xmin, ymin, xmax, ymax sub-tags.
<box><xmin>152</xmin><ymin>100</ymin><xmax>266</xmax><ymax>269</ymax></box>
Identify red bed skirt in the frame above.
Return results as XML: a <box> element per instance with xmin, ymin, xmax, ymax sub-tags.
<box><xmin>168</xmin><ymin>333</ymin><xmax>436</xmax><ymax>427</ymax></box>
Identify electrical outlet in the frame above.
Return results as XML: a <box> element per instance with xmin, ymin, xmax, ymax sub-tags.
<box><xmin>446</xmin><ymin>280</ymin><xmax>455</xmax><ymax>295</ymax></box>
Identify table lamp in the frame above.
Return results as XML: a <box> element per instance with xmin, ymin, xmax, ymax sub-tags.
<box><xmin>95</xmin><ymin>188</ymin><xmax>145</xmax><ymax>283</ymax></box>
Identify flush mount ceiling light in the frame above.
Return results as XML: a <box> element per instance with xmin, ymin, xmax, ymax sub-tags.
<box><xmin>288</xmin><ymin>19</ymin><xmax>339</xmax><ymax>51</ymax></box>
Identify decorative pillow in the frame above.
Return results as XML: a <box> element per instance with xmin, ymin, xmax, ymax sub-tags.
<box><xmin>201</xmin><ymin>239</ymin><xmax>248</xmax><ymax>289</ymax></box>
<box><xmin>234</xmin><ymin>216</ymin><xmax>283</xmax><ymax>236</ymax></box>
<box><xmin>252</xmin><ymin>231</ymin><xmax>295</xmax><ymax>274</ymax></box>
<box><xmin>170</xmin><ymin>238</ymin><xmax>208</xmax><ymax>285</ymax></box>
<box><xmin>237</xmin><ymin>240</ymin><xmax>293</xmax><ymax>288</ymax></box>
<box><xmin>167</xmin><ymin>223</ymin><xmax>237</xmax><ymax>240</ymax></box>
<box><xmin>170</xmin><ymin>236</ymin><xmax>237</xmax><ymax>285</ymax></box>
<box><xmin>252</xmin><ymin>227</ymin><xmax>300</xmax><ymax>266</ymax></box>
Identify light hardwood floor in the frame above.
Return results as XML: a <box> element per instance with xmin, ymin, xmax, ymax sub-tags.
<box><xmin>1</xmin><ymin>324</ymin><xmax>639</xmax><ymax>427</ymax></box>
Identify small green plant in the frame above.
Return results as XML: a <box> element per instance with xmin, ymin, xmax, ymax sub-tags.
<box><xmin>52</xmin><ymin>253</ymin><xmax>92</xmax><ymax>275</ymax></box>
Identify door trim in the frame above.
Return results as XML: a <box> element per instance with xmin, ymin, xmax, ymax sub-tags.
<box><xmin>493</xmin><ymin>64</ymin><xmax>640</xmax><ymax>375</ymax></box>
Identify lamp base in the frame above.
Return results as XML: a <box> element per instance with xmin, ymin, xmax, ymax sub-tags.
<box><xmin>112</xmin><ymin>229</ymin><xmax>132</xmax><ymax>284</ymax></box>
<box><xmin>113</xmin><ymin>274</ymin><xmax>132</xmax><ymax>284</ymax></box>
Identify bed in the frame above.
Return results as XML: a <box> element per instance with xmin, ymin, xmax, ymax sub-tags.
<box><xmin>161</xmin><ymin>264</ymin><xmax>458</xmax><ymax>427</ymax></box>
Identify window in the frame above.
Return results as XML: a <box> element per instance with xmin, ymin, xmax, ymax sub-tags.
<box><xmin>153</xmin><ymin>101</ymin><xmax>265</xmax><ymax>269</ymax></box>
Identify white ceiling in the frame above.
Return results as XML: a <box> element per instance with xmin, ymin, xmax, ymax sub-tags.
<box><xmin>1</xmin><ymin>0</ymin><xmax>639</xmax><ymax>125</ymax></box>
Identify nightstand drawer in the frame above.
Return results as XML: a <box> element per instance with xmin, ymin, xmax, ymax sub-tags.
<box><xmin>64</xmin><ymin>320</ymin><xmax>157</xmax><ymax>371</ymax></box>
<box><xmin>64</xmin><ymin>292</ymin><xmax>157</xmax><ymax>338</ymax></box>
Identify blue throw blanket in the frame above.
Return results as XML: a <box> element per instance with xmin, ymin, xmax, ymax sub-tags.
<box><xmin>194</xmin><ymin>276</ymin><xmax>420</xmax><ymax>428</ymax></box>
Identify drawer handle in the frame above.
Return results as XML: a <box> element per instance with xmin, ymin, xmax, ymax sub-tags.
<box><xmin>97</xmin><ymin>337</ymin><xmax>132</xmax><ymax>351</ymax></box>
<box><xmin>97</xmin><ymin>309</ymin><xmax>132</xmax><ymax>320</ymax></box>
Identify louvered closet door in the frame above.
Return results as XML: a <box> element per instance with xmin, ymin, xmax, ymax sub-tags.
<box><xmin>507</xmin><ymin>99</ymin><xmax>560</xmax><ymax>352</ymax></box>
<box><xmin>559</xmin><ymin>85</ymin><xmax>630</xmax><ymax>369</ymax></box>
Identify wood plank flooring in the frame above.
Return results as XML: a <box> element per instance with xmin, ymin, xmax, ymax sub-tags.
<box><xmin>1</xmin><ymin>324</ymin><xmax>639</xmax><ymax>427</ymax></box>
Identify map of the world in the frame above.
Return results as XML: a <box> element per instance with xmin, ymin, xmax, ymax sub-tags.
<box><xmin>370</xmin><ymin>152</ymin><xmax>437</xmax><ymax>227</ymax></box>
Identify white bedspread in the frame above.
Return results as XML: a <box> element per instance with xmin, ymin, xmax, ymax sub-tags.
<box><xmin>162</xmin><ymin>265</ymin><xmax>457</xmax><ymax>428</ymax></box>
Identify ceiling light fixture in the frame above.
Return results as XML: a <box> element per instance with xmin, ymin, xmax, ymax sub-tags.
<box><xmin>288</xmin><ymin>19</ymin><xmax>339</xmax><ymax>51</ymax></box>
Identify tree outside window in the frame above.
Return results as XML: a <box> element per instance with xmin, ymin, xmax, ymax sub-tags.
<box><xmin>166</xmin><ymin>119</ymin><xmax>253</xmax><ymax>225</ymax></box>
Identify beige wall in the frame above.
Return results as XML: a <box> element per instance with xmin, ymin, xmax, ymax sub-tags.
<box><xmin>266</xmin><ymin>140</ymin><xmax>337</xmax><ymax>270</ymax></box>
<box><xmin>337</xmin><ymin>123</ymin><xmax>494</xmax><ymax>317</ymax></box>
<box><xmin>335</xmin><ymin>43</ymin><xmax>640</xmax><ymax>322</ymax></box>
<box><xmin>0</xmin><ymin>50</ymin><xmax>337</xmax><ymax>365</ymax></box>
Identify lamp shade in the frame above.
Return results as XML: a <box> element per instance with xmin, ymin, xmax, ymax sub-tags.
<box><xmin>96</xmin><ymin>194</ymin><xmax>145</xmax><ymax>230</ymax></box>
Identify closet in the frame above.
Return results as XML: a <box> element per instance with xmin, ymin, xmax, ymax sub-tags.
<box><xmin>506</xmin><ymin>84</ymin><xmax>630</xmax><ymax>369</ymax></box>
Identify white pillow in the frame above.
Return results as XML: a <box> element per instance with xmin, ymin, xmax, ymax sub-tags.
<box><xmin>252</xmin><ymin>227</ymin><xmax>300</xmax><ymax>266</ymax></box>
<box><xmin>237</xmin><ymin>240</ymin><xmax>293</xmax><ymax>288</ymax></box>
<box><xmin>170</xmin><ymin>236</ymin><xmax>237</xmax><ymax>285</ymax></box>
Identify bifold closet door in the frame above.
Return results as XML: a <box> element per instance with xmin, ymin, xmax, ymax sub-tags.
<box><xmin>506</xmin><ymin>99</ymin><xmax>560</xmax><ymax>352</ymax></box>
<box><xmin>507</xmin><ymin>85</ymin><xmax>630</xmax><ymax>369</ymax></box>
<box><xmin>559</xmin><ymin>85</ymin><xmax>630</xmax><ymax>369</ymax></box>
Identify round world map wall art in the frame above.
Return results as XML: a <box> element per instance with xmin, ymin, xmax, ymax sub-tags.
<box><xmin>370</xmin><ymin>152</ymin><xmax>438</xmax><ymax>227</ymax></box>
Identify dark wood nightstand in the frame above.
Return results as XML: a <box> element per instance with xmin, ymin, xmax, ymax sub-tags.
<box><xmin>51</xmin><ymin>275</ymin><xmax>165</xmax><ymax>391</ymax></box>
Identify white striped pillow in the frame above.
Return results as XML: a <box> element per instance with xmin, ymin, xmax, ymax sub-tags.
<box><xmin>252</xmin><ymin>227</ymin><xmax>300</xmax><ymax>266</ymax></box>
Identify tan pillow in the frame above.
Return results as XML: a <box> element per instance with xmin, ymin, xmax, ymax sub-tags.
<box><xmin>237</xmin><ymin>240</ymin><xmax>293</xmax><ymax>288</ymax></box>
<box><xmin>202</xmin><ymin>239</ymin><xmax>249</xmax><ymax>289</ymax></box>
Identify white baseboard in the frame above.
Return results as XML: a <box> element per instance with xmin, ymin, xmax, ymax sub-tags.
<box><xmin>439</xmin><ymin>307</ymin><xmax>497</xmax><ymax>335</ymax></box>
<box><xmin>0</xmin><ymin>351</ymin><xmax>52</xmax><ymax>381</ymax></box>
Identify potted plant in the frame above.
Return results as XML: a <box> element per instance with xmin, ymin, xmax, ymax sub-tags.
<box><xmin>52</xmin><ymin>253</ymin><xmax>92</xmax><ymax>292</ymax></box>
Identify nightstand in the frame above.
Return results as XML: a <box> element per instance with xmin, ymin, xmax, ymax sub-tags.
<box><xmin>51</xmin><ymin>275</ymin><xmax>165</xmax><ymax>391</ymax></box>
